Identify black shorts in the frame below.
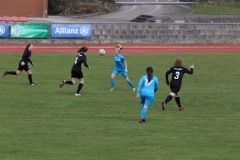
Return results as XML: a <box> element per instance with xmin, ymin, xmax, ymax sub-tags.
<box><xmin>71</xmin><ymin>69</ymin><xmax>84</xmax><ymax>79</ymax></box>
<box><xmin>170</xmin><ymin>82</ymin><xmax>181</xmax><ymax>94</ymax></box>
<box><xmin>18</xmin><ymin>63</ymin><xmax>30</xmax><ymax>72</ymax></box>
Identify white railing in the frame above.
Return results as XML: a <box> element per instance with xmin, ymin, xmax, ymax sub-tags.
<box><xmin>114</xmin><ymin>0</ymin><xmax>195</xmax><ymax>4</ymax></box>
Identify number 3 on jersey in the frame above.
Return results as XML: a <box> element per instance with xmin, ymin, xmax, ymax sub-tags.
<box><xmin>174</xmin><ymin>71</ymin><xmax>180</xmax><ymax>79</ymax></box>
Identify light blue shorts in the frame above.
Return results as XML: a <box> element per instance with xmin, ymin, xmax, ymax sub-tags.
<box><xmin>140</xmin><ymin>95</ymin><xmax>154</xmax><ymax>106</ymax></box>
<box><xmin>112</xmin><ymin>69</ymin><xmax>128</xmax><ymax>78</ymax></box>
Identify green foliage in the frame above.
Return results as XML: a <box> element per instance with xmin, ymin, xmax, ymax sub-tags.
<box><xmin>1</xmin><ymin>52</ymin><xmax>240</xmax><ymax>159</ymax></box>
<box><xmin>48</xmin><ymin>0</ymin><xmax>119</xmax><ymax>15</ymax></box>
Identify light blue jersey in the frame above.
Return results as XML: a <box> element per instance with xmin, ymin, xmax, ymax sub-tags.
<box><xmin>137</xmin><ymin>75</ymin><xmax>159</xmax><ymax>106</ymax></box>
<box><xmin>114</xmin><ymin>54</ymin><xmax>126</xmax><ymax>71</ymax></box>
<box><xmin>110</xmin><ymin>53</ymin><xmax>134</xmax><ymax>89</ymax></box>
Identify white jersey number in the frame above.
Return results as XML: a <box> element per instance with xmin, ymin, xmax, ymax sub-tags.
<box><xmin>74</xmin><ymin>57</ymin><xmax>78</xmax><ymax>65</ymax></box>
<box><xmin>174</xmin><ymin>71</ymin><xmax>180</xmax><ymax>79</ymax></box>
<box><xmin>144</xmin><ymin>79</ymin><xmax>153</xmax><ymax>86</ymax></box>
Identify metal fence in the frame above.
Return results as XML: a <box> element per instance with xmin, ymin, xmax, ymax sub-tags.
<box><xmin>114</xmin><ymin>0</ymin><xmax>195</xmax><ymax>4</ymax></box>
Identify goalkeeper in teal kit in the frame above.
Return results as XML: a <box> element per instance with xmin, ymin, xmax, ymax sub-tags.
<box><xmin>136</xmin><ymin>67</ymin><xmax>159</xmax><ymax>123</ymax></box>
<box><xmin>110</xmin><ymin>44</ymin><xmax>135</xmax><ymax>91</ymax></box>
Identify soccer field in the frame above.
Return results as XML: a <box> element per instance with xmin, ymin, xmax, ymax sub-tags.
<box><xmin>0</xmin><ymin>52</ymin><xmax>240</xmax><ymax>159</ymax></box>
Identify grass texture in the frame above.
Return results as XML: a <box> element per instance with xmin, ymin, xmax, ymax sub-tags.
<box><xmin>0</xmin><ymin>52</ymin><xmax>240</xmax><ymax>160</ymax></box>
<box><xmin>192</xmin><ymin>2</ymin><xmax>240</xmax><ymax>15</ymax></box>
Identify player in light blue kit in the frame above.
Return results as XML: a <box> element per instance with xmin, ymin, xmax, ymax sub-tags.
<box><xmin>136</xmin><ymin>67</ymin><xmax>159</xmax><ymax>123</ymax></box>
<box><xmin>110</xmin><ymin>44</ymin><xmax>135</xmax><ymax>91</ymax></box>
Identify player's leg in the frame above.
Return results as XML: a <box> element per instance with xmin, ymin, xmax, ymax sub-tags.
<box><xmin>139</xmin><ymin>96</ymin><xmax>153</xmax><ymax>123</ymax></box>
<box><xmin>75</xmin><ymin>71</ymin><xmax>84</xmax><ymax>96</ymax></box>
<box><xmin>110</xmin><ymin>70</ymin><xmax>118</xmax><ymax>91</ymax></box>
<box><xmin>3</xmin><ymin>70</ymin><xmax>17</xmax><ymax>77</ymax></box>
<box><xmin>175</xmin><ymin>92</ymin><xmax>181</xmax><ymax>108</ymax></box>
<box><xmin>140</xmin><ymin>104</ymin><xmax>148</xmax><ymax>123</ymax></box>
<box><xmin>175</xmin><ymin>92</ymin><xmax>184</xmax><ymax>111</ymax></box>
<box><xmin>162</xmin><ymin>92</ymin><xmax>176</xmax><ymax>110</ymax></box>
<box><xmin>75</xmin><ymin>78</ymin><xmax>84</xmax><ymax>96</ymax></box>
<box><xmin>3</xmin><ymin>63</ymin><xmax>23</xmax><ymax>77</ymax></box>
<box><xmin>173</xmin><ymin>85</ymin><xmax>183</xmax><ymax>110</ymax></box>
<box><xmin>16</xmin><ymin>70</ymin><xmax>22</xmax><ymax>75</ymax></box>
<box><xmin>139</xmin><ymin>96</ymin><xmax>145</xmax><ymax>122</ymax></box>
<box><xmin>162</xmin><ymin>84</ymin><xmax>178</xmax><ymax>110</ymax></box>
<box><xmin>26</xmin><ymin>68</ymin><xmax>35</xmax><ymax>85</ymax></box>
<box><xmin>61</xmin><ymin>70</ymin><xmax>76</xmax><ymax>87</ymax></box>
<box><xmin>123</xmin><ymin>72</ymin><xmax>135</xmax><ymax>91</ymax></box>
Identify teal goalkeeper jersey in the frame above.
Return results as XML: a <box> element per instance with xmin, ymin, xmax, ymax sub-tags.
<box><xmin>137</xmin><ymin>75</ymin><xmax>159</xmax><ymax>96</ymax></box>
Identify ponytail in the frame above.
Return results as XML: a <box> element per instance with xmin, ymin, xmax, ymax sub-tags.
<box><xmin>77</xmin><ymin>47</ymin><xmax>88</xmax><ymax>53</ymax></box>
<box><xmin>146</xmin><ymin>67</ymin><xmax>153</xmax><ymax>82</ymax></box>
<box><xmin>25</xmin><ymin>44</ymin><xmax>32</xmax><ymax>51</ymax></box>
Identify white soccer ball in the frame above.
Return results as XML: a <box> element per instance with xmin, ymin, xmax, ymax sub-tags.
<box><xmin>99</xmin><ymin>49</ymin><xmax>106</xmax><ymax>56</ymax></box>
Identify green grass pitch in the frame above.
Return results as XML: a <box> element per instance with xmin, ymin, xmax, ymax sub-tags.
<box><xmin>0</xmin><ymin>52</ymin><xmax>240</xmax><ymax>160</ymax></box>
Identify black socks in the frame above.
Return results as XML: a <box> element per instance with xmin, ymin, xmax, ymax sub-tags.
<box><xmin>66</xmin><ymin>81</ymin><xmax>73</xmax><ymax>85</ymax></box>
<box><xmin>164</xmin><ymin>95</ymin><xmax>173</xmax><ymax>104</ymax></box>
<box><xmin>7</xmin><ymin>71</ymin><xmax>16</xmax><ymax>75</ymax></box>
<box><xmin>76</xmin><ymin>83</ymin><xmax>83</xmax><ymax>94</ymax></box>
<box><xmin>28</xmin><ymin>74</ymin><xmax>32</xmax><ymax>84</ymax></box>
<box><xmin>175</xmin><ymin>97</ymin><xmax>181</xmax><ymax>108</ymax></box>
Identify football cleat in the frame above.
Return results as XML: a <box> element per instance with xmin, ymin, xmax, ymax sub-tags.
<box><xmin>142</xmin><ymin>118</ymin><xmax>146</xmax><ymax>122</ymax></box>
<box><xmin>110</xmin><ymin>88</ymin><xmax>114</xmax><ymax>91</ymax></box>
<box><xmin>2</xmin><ymin>71</ymin><xmax>8</xmax><ymax>77</ymax></box>
<box><xmin>75</xmin><ymin>93</ymin><xmax>81</xmax><ymax>96</ymax></box>
<box><xmin>139</xmin><ymin>118</ymin><xmax>143</xmax><ymax>123</ymax></box>
<box><xmin>179</xmin><ymin>106</ymin><xmax>185</xmax><ymax>111</ymax></box>
<box><xmin>30</xmin><ymin>82</ymin><xmax>37</xmax><ymax>85</ymax></box>
<box><xmin>162</xmin><ymin>102</ymin><xmax>166</xmax><ymax>110</ymax></box>
<box><xmin>60</xmin><ymin>80</ymin><xmax>66</xmax><ymax>88</ymax></box>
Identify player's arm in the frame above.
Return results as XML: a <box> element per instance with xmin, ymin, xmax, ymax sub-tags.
<box><xmin>28</xmin><ymin>58</ymin><xmax>35</xmax><ymax>67</ymax></box>
<box><xmin>165</xmin><ymin>68</ymin><xmax>172</xmax><ymax>85</ymax></box>
<box><xmin>124</xmin><ymin>60</ymin><xmax>128</xmax><ymax>72</ymax></box>
<box><xmin>184</xmin><ymin>65</ymin><xmax>194</xmax><ymax>74</ymax></box>
<box><xmin>83</xmin><ymin>56</ymin><xmax>90</xmax><ymax>69</ymax></box>
<box><xmin>154</xmin><ymin>77</ymin><xmax>159</xmax><ymax>92</ymax></box>
<box><xmin>136</xmin><ymin>77</ymin><xmax>144</xmax><ymax>98</ymax></box>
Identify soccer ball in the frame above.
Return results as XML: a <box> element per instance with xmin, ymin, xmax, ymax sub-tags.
<box><xmin>99</xmin><ymin>49</ymin><xmax>106</xmax><ymax>56</ymax></box>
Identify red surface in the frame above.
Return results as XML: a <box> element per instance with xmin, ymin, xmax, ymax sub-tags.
<box><xmin>1</xmin><ymin>44</ymin><xmax>240</xmax><ymax>53</ymax></box>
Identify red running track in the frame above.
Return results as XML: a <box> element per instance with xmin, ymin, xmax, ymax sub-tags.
<box><xmin>1</xmin><ymin>44</ymin><xmax>240</xmax><ymax>53</ymax></box>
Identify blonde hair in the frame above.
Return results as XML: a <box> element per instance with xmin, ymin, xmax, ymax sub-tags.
<box><xmin>115</xmin><ymin>44</ymin><xmax>122</xmax><ymax>51</ymax></box>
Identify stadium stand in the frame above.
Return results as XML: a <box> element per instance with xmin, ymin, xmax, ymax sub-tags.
<box><xmin>0</xmin><ymin>16</ymin><xmax>3</xmax><ymax>23</ymax></box>
<box><xmin>11</xmin><ymin>16</ymin><xmax>19</xmax><ymax>23</ymax></box>
<box><xmin>3</xmin><ymin>16</ymin><xmax>11</xmax><ymax>22</ymax></box>
<box><xmin>19</xmin><ymin>16</ymin><xmax>28</xmax><ymax>22</ymax></box>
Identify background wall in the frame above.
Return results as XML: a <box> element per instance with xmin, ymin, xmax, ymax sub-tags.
<box><xmin>1</xmin><ymin>23</ymin><xmax>240</xmax><ymax>44</ymax></box>
<box><xmin>0</xmin><ymin>0</ymin><xmax>48</xmax><ymax>17</ymax></box>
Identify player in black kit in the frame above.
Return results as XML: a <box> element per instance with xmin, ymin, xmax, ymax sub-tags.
<box><xmin>2</xmin><ymin>44</ymin><xmax>36</xmax><ymax>85</ymax></box>
<box><xmin>59</xmin><ymin>47</ymin><xmax>90</xmax><ymax>96</ymax></box>
<box><xmin>162</xmin><ymin>58</ymin><xmax>194</xmax><ymax>111</ymax></box>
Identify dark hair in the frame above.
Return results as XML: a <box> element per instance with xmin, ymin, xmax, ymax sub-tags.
<box><xmin>25</xmin><ymin>44</ymin><xmax>32</xmax><ymax>51</ymax></box>
<box><xmin>146</xmin><ymin>67</ymin><xmax>153</xmax><ymax>82</ymax></box>
<box><xmin>77</xmin><ymin>47</ymin><xmax>88</xmax><ymax>53</ymax></box>
<box><xmin>173</xmin><ymin>58</ymin><xmax>183</xmax><ymax>67</ymax></box>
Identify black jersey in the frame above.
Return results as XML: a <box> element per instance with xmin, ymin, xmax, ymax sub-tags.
<box><xmin>166</xmin><ymin>66</ymin><xmax>193</xmax><ymax>84</ymax></box>
<box><xmin>72</xmin><ymin>53</ymin><xmax>89</xmax><ymax>70</ymax></box>
<box><xmin>20</xmin><ymin>49</ymin><xmax>32</xmax><ymax>64</ymax></box>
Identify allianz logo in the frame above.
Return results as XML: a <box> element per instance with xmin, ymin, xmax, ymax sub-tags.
<box><xmin>54</xmin><ymin>26</ymin><xmax>89</xmax><ymax>35</ymax></box>
<box><xmin>0</xmin><ymin>25</ymin><xmax>6</xmax><ymax>35</ymax></box>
